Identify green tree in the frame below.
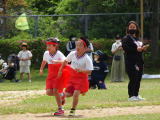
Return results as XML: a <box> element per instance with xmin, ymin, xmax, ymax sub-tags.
<box><xmin>0</xmin><ymin>0</ymin><xmax>27</xmax><ymax>38</ymax></box>
<box><xmin>26</xmin><ymin>0</ymin><xmax>59</xmax><ymax>15</ymax></box>
<box><xmin>150</xmin><ymin>0</ymin><xmax>159</xmax><ymax>64</ymax></box>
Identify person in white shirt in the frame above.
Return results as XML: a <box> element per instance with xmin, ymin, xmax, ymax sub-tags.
<box><xmin>111</xmin><ymin>35</ymin><xmax>125</xmax><ymax>82</ymax></box>
<box><xmin>18</xmin><ymin>42</ymin><xmax>32</xmax><ymax>82</ymax></box>
<box><xmin>86</xmin><ymin>42</ymin><xmax>94</xmax><ymax>61</ymax></box>
<box><xmin>66</xmin><ymin>35</ymin><xmax>77</xmax><ymax>55</ymax></box>
<box><xmin>39</xmin><ymin>37</ymin><xmax>66</xmax><ymax>116</ymax></box>
<box><xmin>58</xmin><ymin>37</ymin><xmax>93</xmax><ymax>116</ymax></box>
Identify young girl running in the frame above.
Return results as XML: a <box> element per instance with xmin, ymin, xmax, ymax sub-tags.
<box><xmin>58</xmin><ymin>37</ymin><xmax>93</xmax><ymax>116</ymax></box>
<box><xmin>39</xmin><ymin>37</ymin><xmax>67</xmax><ymax>116</ymax></box>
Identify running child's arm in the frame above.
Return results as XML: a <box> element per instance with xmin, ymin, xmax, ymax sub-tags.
<box><xmin>52</xmin><ymin>60</ymin><xmax>65</xmax><ymax>63</ymax></box>
<box><xmin>75</xmin><ymin>69</ymin><xmax>92</xmax><ymax>75</ymax></box>
<box><xmin>57</xmin><ymin>60</ymin><xmax>68</xmax><ymax>78</ymax></box>
<box><xmin>23</xmin><ymin>57</ymin><xmax>32</xmax><ymax>61</ymax></box>
<box><xmin>39</xmin><ymin>61</ymin><xmax>47</xmax><ymax>75</ymax></box>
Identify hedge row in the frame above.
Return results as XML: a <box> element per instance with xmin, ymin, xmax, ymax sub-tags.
<box><xmin>0</xmin><ymin>38</ymin><xmax>113</xmax><ymax>69</ymax></box>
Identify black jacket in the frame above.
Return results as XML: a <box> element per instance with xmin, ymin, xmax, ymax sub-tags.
<box><xmin>122</xmin><ymin>35</ymin><xmax>144</xmax><ymax>65</ymax></box>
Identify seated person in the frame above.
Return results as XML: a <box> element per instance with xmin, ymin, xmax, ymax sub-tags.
<box><xmin>90</xmin><ymin>50</ymin><xmax>109</xmax><ymax>89</ymax></box>
<box><xmin>0</xmin><ymin>62</ymin><xmax>8</xmax><ymax>75</ymax></box>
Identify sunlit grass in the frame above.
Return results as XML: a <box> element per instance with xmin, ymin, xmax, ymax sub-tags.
<box><xmin>0</xmin><ymin>69</ymin><xmax>160</xmax><ymax>114</ymax></box>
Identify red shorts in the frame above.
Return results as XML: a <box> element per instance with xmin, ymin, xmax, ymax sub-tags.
<box><xmin>46</xmin><ymin>64</ymin><xmax>69</xmax><ymax>93</ymax></box>
<box><xmin>65</xmin><ymin>67</ymin><xmax>89</xmax><ymax>95</ymax></box>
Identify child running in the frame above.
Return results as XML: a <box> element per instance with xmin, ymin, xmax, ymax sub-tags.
<box><xmin>39</xmin><ymin>37</ymin><xmax>67</xmax><ymax>116</ymax></box>
<box><xmin>58</xmin><ymin>37</ymin><xmax>93</xmax><ymax>116</ymax></box>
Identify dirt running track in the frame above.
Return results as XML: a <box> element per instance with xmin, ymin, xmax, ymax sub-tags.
<box><xmin>0</xmin><ymin>90</ymin><xmax>160</xmax><ymax>120</ymax></box>
<box><xmin>0</xmin><ymin>105</ymin><xmax>160</xmax><ymax>120</ymax></box>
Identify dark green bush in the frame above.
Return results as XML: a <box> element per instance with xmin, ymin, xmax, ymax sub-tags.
<box><xmin>0</xmin><ymin>37</ymin><xmax>153</xmax><ymax>70</ymax></box>
<box><xmin>0</xmin><ymin>37</ymin><xmax>113</xmax><ymax>69</ymax></box>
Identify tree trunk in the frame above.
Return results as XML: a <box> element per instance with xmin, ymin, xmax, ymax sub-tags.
<box><xmin>151</xmin><ymin>0</ymin><xmax>159</xmax><ymax>64</ymax></box>
<box><xmin>2</xmin><ymin>0</ymin><xmax>7</xmax><ymax>37</ymax></box>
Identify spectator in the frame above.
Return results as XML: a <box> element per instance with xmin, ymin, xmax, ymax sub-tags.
<box><xmin>111</xmin><ymin>35</ymin><xmax>125</xmax><ymax>82</ymax></box>
<box><xmin>122</xmin><ymin>21</ymin><xmax>149</xmax><ymax>101</ymax></box>
<box><xmin>18</xmin><ymin>42</ymin><xmax>32</xmax><ymax>82</ymax></box>
<box><xmin>85</xmin><ymin>38</ymin><xmax>94</xmax><ymax>61</ymax></box>
<box><xmin>90</xmin><ymin>50</ymin><xmax>109</xmax><ymax>89</ymax></box>
<box><xmin>66</xmin><ymin>35</ymin><xmax>77</xmax><ymax>55</ymax></box>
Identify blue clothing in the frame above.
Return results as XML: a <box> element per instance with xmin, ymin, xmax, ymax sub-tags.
<box><xmin>90</xmin><ymin>61</ymin><xmax>109</xmax><ymax>89</ymax></box>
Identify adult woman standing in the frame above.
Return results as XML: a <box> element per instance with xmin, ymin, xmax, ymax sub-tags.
<box><xmin>122</xmin><ymin>21</ymin><xmax>149</xmax><ymax>101</ymax></box>
<box><xmin>111</xmin><ymin>35</ymin><xmax>125</xmax><ymax>82</ymax></box>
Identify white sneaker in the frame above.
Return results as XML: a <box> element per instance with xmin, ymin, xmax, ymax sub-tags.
<box><xmin>128</xmin><ymin>96</ymin><xmax>138</xmax><ymax>101</ymax></box>
<box><xmin>29</xmin><ymin>80</ymin><xmax>32</xmax><ymax>82</ymax></box>
<box><xmin>136</xmin><ymin>95</ymin><xmax>145</xmax><ymax>101</ymax></box>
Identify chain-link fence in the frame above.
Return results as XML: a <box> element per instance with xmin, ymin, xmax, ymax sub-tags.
<box><xmin>0</xmin><ymin>12</ymin><xmax>152</xmax><ymax>39</ymax></box>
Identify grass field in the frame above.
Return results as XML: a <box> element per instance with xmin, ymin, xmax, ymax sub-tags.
<box><xmin>68</xmin><ymin>114</ymin><xmax>160</xmax><ymax>120</ymax></box>
<box><xmin>0</xmin><ymin>69</ymin><xmax>46</xmax><ymax>91</ymax></box>
<box><xmin>0</xmin><ymin>69</ymin><xmax>160</xmax><ymax>116</ymax></box>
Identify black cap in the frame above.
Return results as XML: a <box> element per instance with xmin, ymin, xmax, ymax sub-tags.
<box><xmin>47</xmin><ymin>37</ymin><xmax>60</xmax><ymax>44</ymax></box>
<box><xmin>93</xmin><ymin>50</ymin><xmax>104</xmax><ymax>56</ymax></box>
<box><xmin>115</xmin><ymin>34</ymin><xmax>121</xmax><ymax>39</ymax></box>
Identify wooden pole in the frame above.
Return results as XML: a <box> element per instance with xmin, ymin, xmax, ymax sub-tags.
<box><xmin>140</xmin><ymin>0</ymin><xmax>144</xmax><ymax>41</ymax></box>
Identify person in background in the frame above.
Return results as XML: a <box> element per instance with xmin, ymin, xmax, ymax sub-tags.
<box><xmin>90</xmin><ymin>50</ymin><xmax>109</xmax><ymax>89</ymax></box>
<box><xmin>111</xmin><ymin>35</ymin><xmax>125</xmax><ymax>82</ymax></box>
<box><xmin>0</xmin><ymin>55</ymin><xmax>4</xmax><ymax>66</ymax></box>
<box><xmin>18</xmin><ymin>42</ymin><xmax>32</xmax><ymax>82</ymax></box>
<box><xmin>0</xmin><ymin>62</ymin><xmax>8</xmax><ymax>75</ymax></box>
<box><xmin>122</xmin><ymin>21</ymin><xmax>149</xmax><ymax>101</ymax></box>
<box><xmin>66</xmin><ymin>35</ymin><xmax>77</xmax><ymax>55</ymax></box>
<box><xmin>86</xmin><ymin>37</ymin><xmax>94</xmax><ymax>61</ymax></box>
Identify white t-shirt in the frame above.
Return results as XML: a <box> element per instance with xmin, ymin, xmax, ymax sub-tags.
<box><xmin>87</xmin><ymin>42</ymin><xmax>94</xmax><ymax>61</ymax></box>
<box><xmin>111</xmin><ymin>41</ymin><xmax>122</xmax><ymax>52</ymax></box>
<box><xmin>18</xmin><ymin>50</ymin><xmax>32</xmax><ymax>66</ymax></box>
<box><xmin>66</xmin><ymin>51</ymin><xmax>93</xmax><ymax>71</ymax></box>
<box><xmin>43</xmin><ymin>50</ymin><xmax>66</xmax><ymax>64</ymax></box>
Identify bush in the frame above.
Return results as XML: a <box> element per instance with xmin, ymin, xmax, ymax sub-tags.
<box><xmin>0</xmin><ymin>37</ymin><xmax>153</xmax><ymax>70</ymax></box>
<box><xmin>0</xmin><ymin>37</ymin><xmax>114</xmax><ymax>68</ymax></box>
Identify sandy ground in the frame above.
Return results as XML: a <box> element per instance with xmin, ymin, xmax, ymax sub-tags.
<box><xmin>0</xmin><ymin>105</ymin><xmax>160</xmax><ymax>120</ymax></box>
<box><xmin>0</xmin><ymin>90</ymin><xmax>160</xmax><ymax>120</ymax></box>
<box><xmin>0</xmin><ymin>90</ymin><xmax>45</xmax><ymax>106</ymax></box>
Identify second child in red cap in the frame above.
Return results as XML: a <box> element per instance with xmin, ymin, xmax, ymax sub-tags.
<box><xmin>58</xmin><ymin>37</ymin><xmax>93</xmax><ymax>116</ymax></box>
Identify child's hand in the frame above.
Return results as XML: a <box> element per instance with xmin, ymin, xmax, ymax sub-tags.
<box><xmin>52</xmin><ymin>60</ymin><xmax>63</xmax><ymax>64</ymax></box>
<box><xmin>99</xmin><ymin>81</ymin><xmax>103</xmax><ymax>83</ymax></box>
<box><xmin>39</xmin><ymin>69</ymin><xmax>43</xmax><ymax>75</ymax></box>
<box><xmin>142</xmin><ymin>44</ymin><xmax>149</xmax><ymax>51</ymax></box>
<box><xmin>135</xmin><ymin>65</ymin><xmax>139</xmax><ymax>71</ymax></box>
<box><xmin>57</xmin><ymin>70</ymin><xmax>62</xmax><ymax>78</ymax></box>
<box><xmin>52</xmin><ymin>60</ymin><xmax>59</xmax><ymax>64</ymax></box>
<box><xmin>21</xmin><ymin>58</ymin><xmax>28</xmax><ymax>61</ymax></box>
<box><xmin>75</xmin><ymin>68</ymin><xmax>82</xmax><ymax>72</ymax></box>
<box><xmin>137</xmin><ymin>47</ymin><xmax>143</xmax><ymax>52</ymax></box>
<box><xmin>118</xmin><ymin>46</ymin><xmax>123</xmax><ymax>50</ymax></box>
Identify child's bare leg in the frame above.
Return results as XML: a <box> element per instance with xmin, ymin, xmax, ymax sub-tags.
<box><xmin>65</xmin><ymin>92</ymin><xmax>73</xmax><ymax>97</ymax></box>
<box><xmin>72</xmin><ymin>90</ymin><xmax>80</xmax><ymax>109</ymax></box>
<box><xmin>46</xmin><ymin>89</ymin><xmax>55</xmax><ymax>96</ymax></box>
<box><xmin>20</xmin><ymin>73</ymin><xmax>24</xmax><ymax>80</ymax></box>
<box><xmin>27</xmin><ymin>73</ymin><xmax>31</xmax><ymax>81</ymax></box>
<box><xmin>53</xmin><ymin>89</ymin><xmax>62</xmax><ymax>108</ymax></box>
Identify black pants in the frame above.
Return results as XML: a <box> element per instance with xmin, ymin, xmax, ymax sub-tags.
<box><xmin>126</xmin><ymin>63</ymin><xmax>143</xmax><ymax>98</ymax></box>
